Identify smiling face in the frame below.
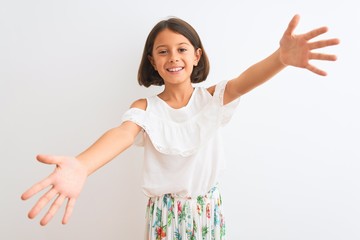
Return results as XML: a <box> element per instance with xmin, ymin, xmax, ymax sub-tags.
<box><xmin>148</xmin><ymin>29</ymin><xmax>202</xmax><ymax>86</ymax></box>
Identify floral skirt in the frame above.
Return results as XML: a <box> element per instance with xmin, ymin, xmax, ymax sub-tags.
<box><xmin>145</xmin><ymin>185</ymin><xmax>226</xmax><ymax>240</ymax></box>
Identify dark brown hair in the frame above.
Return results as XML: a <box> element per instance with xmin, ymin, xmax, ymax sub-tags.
<box><xmin>137</xmin><ymin>18</ymin><xmax>210</xmax><ymax>87</ymax></box>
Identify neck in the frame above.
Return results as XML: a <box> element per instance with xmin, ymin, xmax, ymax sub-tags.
<box><xmin>158</xmin><ymin>81</ymin><xmax>194</xmax><ymax>109</ymax></box>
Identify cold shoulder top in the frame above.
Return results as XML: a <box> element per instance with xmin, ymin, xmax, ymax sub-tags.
<box><xmin>121</xmin><ymin>80</ymin><xmax>240</xmax><ymax>198</ymax></box>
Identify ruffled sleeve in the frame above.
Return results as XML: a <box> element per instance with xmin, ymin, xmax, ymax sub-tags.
<box><xmin>213</xmin><ymin>80</ymin><xmax>241</xmax><ymax>125</ymax></box>
<box><xmin>121</xmin><ymin>107</ymin><xmax>147</xmax><ymax>146</ymax></box>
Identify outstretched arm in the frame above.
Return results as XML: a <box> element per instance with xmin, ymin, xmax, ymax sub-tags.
<box><xmin>21</xmin><ymin>102</ymin><xmax>144</xmax><ymax>226</ymax></box>
<box><xmin>76</xmin><ymin>120</ymin><xmax>142</xmax><ymax>175</ymax></box>
<box><xmin>223</xmin><ymin>14</ymin><xmax>340</xmax><ymax>104</ymax></box>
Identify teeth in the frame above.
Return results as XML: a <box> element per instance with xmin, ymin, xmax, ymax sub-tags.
<box><xmin>168</xmin><ymin>67</ymin><xmax>183</xmax><ymax>72</ymax></box>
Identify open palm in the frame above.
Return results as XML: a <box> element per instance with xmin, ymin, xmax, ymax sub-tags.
<box><xmin>279</xmin><ymin>15</ymin><xmax>340</xmax><ymax>76</ymax></box>
<box><xmin>21</xmin><ymin>155</ymin><xmax>87</xmax><ymax>225</ymax></box>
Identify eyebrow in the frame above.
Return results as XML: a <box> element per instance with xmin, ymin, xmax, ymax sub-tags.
<box><xmin>155</xmin><ymin>42</ymin><xmax>191</xmax><ymax>50</ymax></box>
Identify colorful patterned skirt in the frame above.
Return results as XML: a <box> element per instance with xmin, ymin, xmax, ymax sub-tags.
<box><xmin>145</xmin><ymin>185</ymin><xmax>226</xmax><ymax>240</ymax></box>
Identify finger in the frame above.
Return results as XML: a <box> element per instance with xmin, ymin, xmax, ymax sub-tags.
<box><xmin>284</xmin><ymin>14</ymin><xmax>300</xmax><ymax>37</ymax></box>
<box><xmin>309</xmin><ymin>52</ymin><xmax>338</xmax><ymax>61</ymax></box>
<box><xmin>40</xmin><ymin>194</ymin><xmax>66</xmax><ymax>226</ymax></box>
<box><xmin>304</xmin><ymin>26</ymin><xmax>328</xmax><ymax>41</ymax></box>
<box><xmin>62</xmin><ymin>198</ymin><xmax>77</xmax><ymax>224</ymax></box>
<box><xmin>21</xmin><ymin>176</ymin><xmax>53</xmax><ymax>200</ymax></box>
<box><xmin>36</xmin><ymin>154</ymin><xmax>62</xmax><ymax>165</ymax></box>
<box><xmin>308</xmin><ymin>38</ymin><xmax>340</xmax><ymax>50</ymax></box>
<box><xmin>306</xmin><ymin>64</ymin><xmax>327</xmax><ymax>76</ymax></box>
<box><xmin>28</xmin><ymin>187</ymin><xmax>58</xmax><ymax>219</ymax></box>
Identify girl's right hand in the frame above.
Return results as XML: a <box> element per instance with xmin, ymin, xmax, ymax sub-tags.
<box><xmin>21</xmin><ymin>155</ymin><xmax>88</xmax><ymax>226</ymax></box>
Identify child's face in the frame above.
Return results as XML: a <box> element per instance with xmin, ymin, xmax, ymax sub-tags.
<box><xmin>148</xmin><ymin>29</ymin><xmax>202</xmax><ymax>86</ymax></box>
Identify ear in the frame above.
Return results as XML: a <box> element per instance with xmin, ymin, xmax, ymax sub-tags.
<box><xmin>148</xmin><ymin>55</ymin><xmax>157</xmax><ymax>70</ymax></box>
<box><xmin>194</xmin><ymin>48</ymin><xmax>202</xmax><ymax>66</ymax></box>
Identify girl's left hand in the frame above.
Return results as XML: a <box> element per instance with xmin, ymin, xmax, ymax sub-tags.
<box><xmin>279</xmin><ymin>14</ymin><xmax>340</xmax><ymax>76</ymax></box>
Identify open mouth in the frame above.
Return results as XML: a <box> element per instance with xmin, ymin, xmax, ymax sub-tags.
<box><xmin>167</xmin><ymin>67</ymin><xmax>184</xmax><ymax>72</ymax></box>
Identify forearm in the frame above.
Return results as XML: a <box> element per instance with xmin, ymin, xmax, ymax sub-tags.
<box><xmin>76</xmin><ymin>124</ymin><xmax>138</xmax><ymax>176</ymax></box>
<box><xmin>230</xmin><ymin>48</ymin><xmax>286</xmax><ymax>97</ymax></box>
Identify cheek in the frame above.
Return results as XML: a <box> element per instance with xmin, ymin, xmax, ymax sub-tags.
<box><xmin>154</xmin><ymin>58</ymin><xmax>168</xmax><ymax>68</ymax></box>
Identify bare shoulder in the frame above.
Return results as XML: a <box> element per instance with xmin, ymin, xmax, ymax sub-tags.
<box><xmin>130</xmin><ymin>98</ymin><xmax>147</xmax><ymax>110</ymax></box>
<box><xmin>206</xmin><ymin>85</ymin><xmax>216</xmax><ymax>96</ymax></box>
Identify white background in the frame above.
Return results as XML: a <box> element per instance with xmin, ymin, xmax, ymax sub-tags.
<box><xmin>1</xmin><ymin>0</ymin><xmax>359</xmax><ymax>239</ymax></box>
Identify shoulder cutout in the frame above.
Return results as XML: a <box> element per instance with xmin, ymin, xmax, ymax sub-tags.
<box><xmin>206</xmin><ymin>85</ymin><xmax>216</xmax><ymax>96</ymax></box>
<box><xmin>130</xmin><ymin>98</ymin><xmax>147</xmax><ymax>110</ymax></box>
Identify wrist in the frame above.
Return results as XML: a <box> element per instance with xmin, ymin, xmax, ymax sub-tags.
<box><xmin>75</xmin><ymin>154</ymin><xmax>93</xmax><ymax>176</ymax></box>
<box><xmin>275</xmin><ymin>48</ymin><xmax>288</xmax><ymax>68</ymax></box>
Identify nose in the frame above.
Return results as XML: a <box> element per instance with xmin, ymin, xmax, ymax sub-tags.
<box><xmin>169</xmin><ymin>51</ymin><xmax>179</xmax><ymax>63</ymax></box>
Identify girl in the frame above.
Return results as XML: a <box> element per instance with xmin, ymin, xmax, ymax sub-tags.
<box><xmin>21</xmin><ymin>15</ymin><xmax>339</xmax><ymax>239</ymax></box>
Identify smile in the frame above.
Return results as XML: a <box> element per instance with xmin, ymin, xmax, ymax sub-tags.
<box><xmin>167</xmin><ymin>67</ymin><xmax>184</xmax><ymax>72</ymax></box>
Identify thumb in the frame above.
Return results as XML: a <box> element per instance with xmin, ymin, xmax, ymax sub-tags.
<box><xmin>36</xmin><ymin>154</ymin><xmax>62</xmax><ymax>165</ymax></box>
<box><xmin>284</xmin><ymin>14</ymin><xmax>300</xmax><ymax>37</ymax></box>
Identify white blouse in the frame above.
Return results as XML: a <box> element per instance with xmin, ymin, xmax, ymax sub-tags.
<box><xmin>122</xmin><ymin>80</ymin><xmax>240</xmax><ymax>198</ymax></box>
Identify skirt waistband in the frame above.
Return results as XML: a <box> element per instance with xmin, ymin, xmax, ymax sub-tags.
<box><xmin>150</xmin><ymin>184</ymin><xmax>220</xmax><ymax>201</ymax></box>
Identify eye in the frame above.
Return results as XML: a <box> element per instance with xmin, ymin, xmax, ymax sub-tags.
<box><xmin>158</xmin><ymin>49</ymin><xmax>168</xmax><ymax>55</ymax></box>
<box><xmin>179</xmin><ymin>48</ymin><xmax>187</xmax><ymax>53</ymax></box>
